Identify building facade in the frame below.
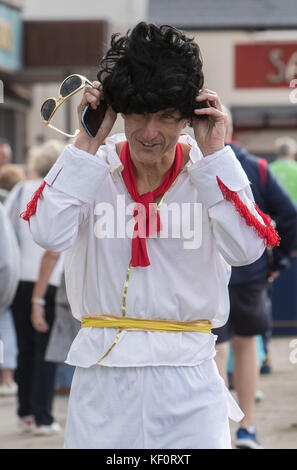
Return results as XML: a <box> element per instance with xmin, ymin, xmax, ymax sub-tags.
<box><xmin>21</xmin><ymin>0</ymin><xmax>148</xmax><ymax>149</ymax></box>
<box><xmin>0</xmin><ymin>0</ymin><xmax>27</xmax><ymax>163</ymax></box>
<box><xmin>1</xmin><ymin>0</ymin><xmax>297</xmax><ymax>161</ymax></box>
<box><xmin>149</xmin><ymin>0</ymin><xmax>297</xmax><ymax>158</ymax></box>
<box><xmin>0</xmin><ymin>0</ymin><xmax>148</xmax><ymax>161</ymax></box>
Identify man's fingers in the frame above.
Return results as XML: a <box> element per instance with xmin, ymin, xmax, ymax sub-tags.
<box><xmin>195</xmin><ymin>89</ymin><xmax>223</xmax><ymax>111</ymax></box>
<box><xmin>91</xmin><ymin>80</ymin><xmax>101</xmax><ymax>89</ymax></box>
<box><xmin>196</xmin><ymin>88</ymin><xmax>218</xmax><ymax>96</ymax></box>
<box><xmin>193</xmin><ymin>106</ymin><xmax>226</xmax><ymax>121</ymax></box>
<box><xmin>83</xmin><ymin>90</ymin><xmax>101</xmax><ymax>109</ymax></box>
<box><xmin>79</xmin><ymin>82</ymin><xmax>103</xmax><ymax>111</ymax></box>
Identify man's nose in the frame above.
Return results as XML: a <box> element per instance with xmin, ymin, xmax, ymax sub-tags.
<box><xmin>141</xmin><ymin>116</ymin><xmax>159</xmax><ymax>141</ymax></box>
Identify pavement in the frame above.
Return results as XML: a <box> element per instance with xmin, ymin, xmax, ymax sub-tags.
<box><xmin>0</xmin><ymin>336</ymin><xmax>297</xmax><ymax>450</ymax></box>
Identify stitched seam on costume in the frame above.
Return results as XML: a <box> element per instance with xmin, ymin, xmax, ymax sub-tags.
<box><xmin>96</xmin><ymin>262</ymin><xmax>132</xmax><ymax>364</ymax></box>
<box><xmin>122</xmin><ymin>262</ymin><xmax>132</xmax><ymax>316</ymax></box>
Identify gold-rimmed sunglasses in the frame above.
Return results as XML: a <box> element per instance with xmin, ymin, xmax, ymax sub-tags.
<box><xmin>40</xmin><ymin>74</ymin><xmax>94</xmax><ymax>138</ymax></box>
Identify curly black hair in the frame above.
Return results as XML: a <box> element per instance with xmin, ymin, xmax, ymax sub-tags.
<box><xmin>97</xmin><ymin>22</ymin><xmax>204</xmax><ymax>118</ymax></box>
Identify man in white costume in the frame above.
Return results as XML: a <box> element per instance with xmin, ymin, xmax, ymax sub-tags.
<box><xmin>23</xmin><ymin>23</ymin><xmax>278</xmax><ymax>448</ymax></box>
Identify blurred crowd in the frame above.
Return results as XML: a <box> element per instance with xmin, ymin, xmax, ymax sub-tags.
<box><xmin>0</xmin><ymin>137</ymin><xmax>79</xmax><ymax>436</ymax></box>
<box><xmin>0</xmin><ymin>127</ymin><xmax>297</xmax><ymax>443</ymax></box>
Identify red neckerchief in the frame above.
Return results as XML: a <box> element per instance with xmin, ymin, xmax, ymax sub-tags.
<box><xmin>120</xmin><ymin>141</ymin><xmax>183</xmax><ymax>267</ymax></box>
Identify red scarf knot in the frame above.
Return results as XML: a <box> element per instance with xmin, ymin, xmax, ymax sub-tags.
<box><xmin>20</xmin><ymin>181</ymin><xmax>47</xmax><ymax>222</ymax></box>
<box><xmin>121</xmin><ymin>141</ymin><xmax>183</xmax><ymax>267</ymax></box>
<box><xmin>133</xmin><ymin>202</ymin><xmax>147</xmax><ymax>238</ymax></box>
<box><xmin>133</xmin><ymin>202</ymin><xmax>160</xmax><ymax>239</ymax></box>
<box><xmin>216</xmin><ymin>176</ymin><xmax>280</xmax><ymax>248</ymax></box>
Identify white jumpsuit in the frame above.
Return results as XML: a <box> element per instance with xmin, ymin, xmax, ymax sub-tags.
<box><xmin>28</xmin><ymin>133</ymin><xmax>265</xmax><ymax>448</ymax></box>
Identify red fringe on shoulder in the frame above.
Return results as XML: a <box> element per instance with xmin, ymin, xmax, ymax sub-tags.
<box><xmin>20</xmin><ymin>181</ymin><xmax>46</xmax><ymax>221</ymax></box>
<box><xmin>216</xmin><ymin>176</ymin><xmax>280</xmax><ymax>248</ymax></box>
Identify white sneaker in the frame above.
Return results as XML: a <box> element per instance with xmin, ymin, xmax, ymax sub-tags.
<box><xmin>18</xmin><ymin>415</ymin><xmax>35</xmax><ymax>433</ymax></box>
<box><xmin>33</xmin><ymin>422</ymin><xmax>62</xmax><ymax>436</ymax></box>
<box><xmin>255</xmin><ymin>390</ymin><xmax>265</xmax><ymax>403</ymax></box>
<box><xmin>0</xmin><ymin>383</ymin><xmax>18</xmax><ymax>396</ymax></box>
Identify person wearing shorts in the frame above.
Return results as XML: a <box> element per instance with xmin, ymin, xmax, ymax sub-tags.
<box><xmin>214</xmin><ymin>279</ymin><xmax>272</xmax><ymax>343</ymax></box>
<box><xmin>214</xmin><ymin>108</ymin><xmax>297</xmax><ymax>449</ymax></box>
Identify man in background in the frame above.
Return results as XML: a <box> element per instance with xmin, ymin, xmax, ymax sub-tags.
<box><xmin>214</xmin><ymin>109</ymin><xmax>297</xmax><ymax>449</ymax></box>
<box><xmin>270</xmin><ymin>136</ymin><xmax>297</xmax><ymax>205</ymax></box>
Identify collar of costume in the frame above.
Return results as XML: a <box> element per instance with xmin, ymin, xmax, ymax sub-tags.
<box><xmin>120</xmin><ymin>141</ymin><xmax>183</xmax><ymax>267</ymax></box>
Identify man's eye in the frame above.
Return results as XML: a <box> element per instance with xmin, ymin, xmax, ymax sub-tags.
<box><xmin>161</xmin><ymin>114</ymin><xmax>174</xmax><ymax>119</ymax></box>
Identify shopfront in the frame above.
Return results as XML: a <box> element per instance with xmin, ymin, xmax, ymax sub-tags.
<box><xmin>184</xmin><ymin>31</ymin><xmax>297</xmax><ymax>158</ymax></box>
<box><xmin>21</xmin><ymin>19</ymin><xmax>109</xmax><ymax>147</ymax></box>
<box><xmin>0</xmin><ymin>7</ymin><xmax>109</xmax><ymax>159</ymax></box>
<box><xmin>0</xmin><ymin>0</ymin><xmax>27</xmax><ymax>163</ymax></box>
<box><xmin>232</xmin><ymin>40</ymin><xmax>297</xmax><ymax>159</ymax></box>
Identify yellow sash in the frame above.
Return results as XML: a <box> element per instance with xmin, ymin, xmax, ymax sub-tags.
<box><xmin>81</xmin><ymin>313</ymin><xmax>212</xmax><ymax>333</ymax></box>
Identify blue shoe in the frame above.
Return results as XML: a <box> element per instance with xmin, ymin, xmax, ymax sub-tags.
<box><xmin>235</xmin><ymin>427</ymin><xmax>264</xmax><ymax>449</ymax></box>
<box><xmin>260</xmin><ymin>363</ymin><xmax>272</xmax><ymax>374</ymax></box>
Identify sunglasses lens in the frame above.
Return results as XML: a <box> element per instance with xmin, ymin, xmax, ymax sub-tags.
<box><xmin>60</xmin><ymin>75</ymin><xmax>82</xmax><ymax>97</ymax></box>
<box><xmin>41</xmin><ymin>99</ymin><xmax>56</xmax><ymax>121</ymax></box>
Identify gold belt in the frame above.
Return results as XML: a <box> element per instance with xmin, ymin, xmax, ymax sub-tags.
<box><xmin>81</xmin><ymin>313</ymin><xmax>212</xmax><ymax>333</ymax></box>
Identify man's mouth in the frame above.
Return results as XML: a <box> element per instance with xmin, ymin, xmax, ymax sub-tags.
<box><xmin>137</xmin><ymin>139</ymin><xmax>159</xmax><ymax>149</ymax></box>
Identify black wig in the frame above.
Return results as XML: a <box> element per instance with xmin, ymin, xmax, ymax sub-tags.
<box><xmin>97</xmin><ymin>22</ymin><xmax>204</xmax><ymax>118</ymax></box>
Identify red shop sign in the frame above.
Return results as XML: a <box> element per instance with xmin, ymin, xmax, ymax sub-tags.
<box><xmin>235</xmin><ymin>43</ymin><xmax>297</xmax><ymax>88</ymax></box>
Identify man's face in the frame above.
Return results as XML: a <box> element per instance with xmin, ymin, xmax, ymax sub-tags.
<box><xmin>0</xmin><ymin>144</ymin><xmax>12</xmax><ymax>167</ymax></box>
<box><xmin>122</xmin><ymin>110</ymin><xmax>189</xmax><ymax>165</ymax></box>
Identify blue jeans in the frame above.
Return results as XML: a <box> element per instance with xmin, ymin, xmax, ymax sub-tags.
<box><xmin>56</xmin><ymin>363</ymin><xmax>75</xmax><ymax>388</ymax></box>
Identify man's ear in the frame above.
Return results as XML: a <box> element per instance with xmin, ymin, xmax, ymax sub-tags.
<box><xmin>182</xmin><ymin>119</ymin><xmax>191</xmax><ymax>129</ymax></box>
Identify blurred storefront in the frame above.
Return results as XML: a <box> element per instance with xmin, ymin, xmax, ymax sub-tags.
<box><xmin>148</xmin><ymin>0</ymin><xmax>297</xmax><ymax>158</ymax></box>
<box><xmin>0</xmin><ymin>9</ymin><xmax>109</xmax><ymax>161</ymax></box>
<box><xmin>0</xmin><ymin>0</ymin><xmax>148</xmax><ymax>158</ymax></box>
<box><xmin>0</xmin><ymin>0</ymin><xmax>27</xmax><ymax>163</ymax></box>
<box><xmin>20</xmin><ymin>19</ymin><xmax>109</xmax><ymax>146</ymax></box>
<box><xmin>20</xmin><ymin>0</ymin><xmax>147</xmax><ymax>148</ymax></box>
<box><xmin>2</xmin><ymin>0</ymin><xmax>297</xmax><ymax>161</ymax></box>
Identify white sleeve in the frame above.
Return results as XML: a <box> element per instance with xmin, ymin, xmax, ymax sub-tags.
<box><xmin>188</xmin><ymin>145</ymin><xmax>266</xmax><ymax>266</ymax></box>
<box><xmin>29</xmin><ymin>144</ymin><xmax>110</xmax><ymax>252</ymax></box>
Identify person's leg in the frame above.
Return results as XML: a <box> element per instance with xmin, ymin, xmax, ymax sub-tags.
<box><xmin>260</xmin><ymin>329</ymin><xmax>272</xmax><ymax>373</ymax></box>
<box><xmin>230</xmin><ymin>280</ymin><xmax>272</xmax><ymax>424</ymax></box>
<box><xmin>232</xmin><ymin>335</ymin><xmax>258</xmax><ymax>428</ymax></box>
<box><xmin>229</xmin><ymin>281</ymin><xmax>271</xmax><ymax>448</ymax></box>
<box><xmin>32</xmin><ymin>333</ymin><xmax>56</xmax><ymax>425</ymax></box>
<box><xmin>214</xmin><ymin>342</ymin><xmax>229</xmax><ymax>385</ymax></box>
<box><xmin>31</xmin><ymin>285</ymin><xmax>57</xmax><ymax>426</ymax></box>
<box><xmin>213</xmin><ymin>321</ymin><xmax>233</xmax><ymax>386</ymax></box>
<box><xmin>1</xmin><ymin>369</ymin><xmax>16</xmax><ymax>387</ymax></box>
<box><xmin>11</xmin><ymin>282</ymin><xmax>35</xmax><ymax>418</ymax></box>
